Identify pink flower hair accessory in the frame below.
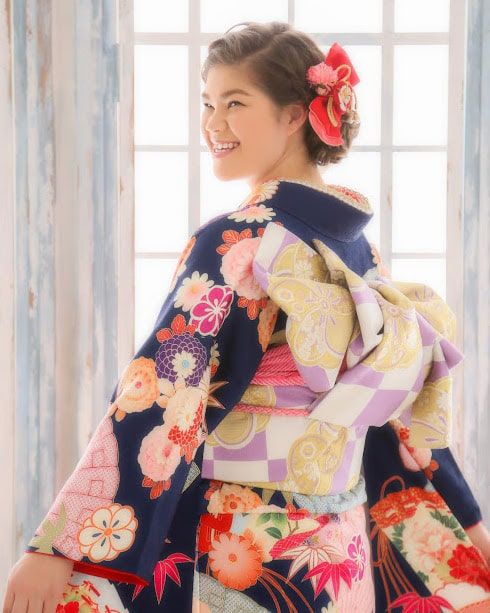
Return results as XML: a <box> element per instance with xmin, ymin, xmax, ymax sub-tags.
<box><xmin>306</xmin><ymin>42</ymin><xmax>360</xmax><ymax>147</ymax></box>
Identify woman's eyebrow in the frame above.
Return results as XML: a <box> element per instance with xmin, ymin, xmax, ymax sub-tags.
<box><xmin>201</xmin><ymin>88</ymin><xmax>252</xmax><ymax>99</ymax></box>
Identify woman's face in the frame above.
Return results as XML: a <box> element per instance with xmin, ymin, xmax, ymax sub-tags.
<box><xmin>201</xmin><ymin>63</ymin><xmax>308</xmax><ymax>188</ymax></box>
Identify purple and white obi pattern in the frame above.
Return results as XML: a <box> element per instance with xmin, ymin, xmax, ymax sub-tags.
<box><xmin>202</xmin><ymin>221</ymin><xmax>464</xmax><ymax>496</ymax></box>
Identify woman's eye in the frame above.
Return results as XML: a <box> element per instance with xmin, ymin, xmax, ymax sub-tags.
<box><xmin>203</xmin><ymin>100</ymin><xmax>241</xmax><ymax>109</ymax></box>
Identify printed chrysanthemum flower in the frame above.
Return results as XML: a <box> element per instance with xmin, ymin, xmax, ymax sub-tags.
<box><xmin>155</xmin><ymin>330</ymin><xmax>208</xmax><ymax>385</ymax></box>
<box><xmin>173</xmin><ymin>271</ymin><xmax>214</xmax><ymax>311</ymax></box>
<box><xmin>208</xmin><ymin>531</ymin><xmax>263</xmax><ymax>590</ymax></box>
<box><xmin>227</xmin><ymin>204</ymin><xmax>276</xmax><ymax>224</ymax></box>
<box><xmin>237</xmin><ymin>179</ymin><xmax>280</xmax><ymax>210</ymax></box>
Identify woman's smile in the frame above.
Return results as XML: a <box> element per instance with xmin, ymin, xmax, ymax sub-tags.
<box><xmin>211</xmin><ymin>143</ymin><xmax>241</xmax><ymax>158</ymax></box>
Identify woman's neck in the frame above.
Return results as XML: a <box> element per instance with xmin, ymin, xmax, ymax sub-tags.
<box><xmin>250</xmin><ymin>165</ymin><xmax>328</xmax><ymax>193</ymax></box>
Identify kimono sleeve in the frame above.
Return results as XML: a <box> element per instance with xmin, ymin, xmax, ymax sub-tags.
<box><xmin>25</xmin><ymin>214</ymin><xmax>278</xmax><ymax>586</ymax></box>
<box><xmin>367</xmin><ymin>241</ymin><xmax>483</xmax><ymax>530</ymax></box>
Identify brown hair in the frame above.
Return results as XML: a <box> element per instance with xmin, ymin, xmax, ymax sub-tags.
<box><xmin>201</xmin><ymin>21</ymin><xmax>360</xmax><ymax>166</ymax></box>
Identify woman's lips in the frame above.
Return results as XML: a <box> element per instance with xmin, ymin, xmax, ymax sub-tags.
<box><xmin>211</xmin><ymin>144</ymin><xmax>240</xmax><ymax>158</ymax></box>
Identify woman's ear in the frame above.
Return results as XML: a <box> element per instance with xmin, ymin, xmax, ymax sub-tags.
<box><xmin>285</xmin><ymin>102</ymin><xmax>309</xmax><ymax>136</ymax></box>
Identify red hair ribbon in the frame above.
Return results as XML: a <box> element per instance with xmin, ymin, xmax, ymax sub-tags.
<box><xmin>306</xmin><ymin>42</ymin><xmax>360</xmax><ymax>147</ymax></box>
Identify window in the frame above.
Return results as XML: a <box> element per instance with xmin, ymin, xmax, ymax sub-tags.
<box><xmin>120</xmin><ymin>0</ymin><xmax>463</xmax><ymax>356</ymax></box>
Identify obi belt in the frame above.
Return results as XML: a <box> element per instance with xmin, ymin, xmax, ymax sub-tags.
<box><xmin>202</xmin><ymin>221</ymin><xmax>464</xmax><ymax>497</ymax></box>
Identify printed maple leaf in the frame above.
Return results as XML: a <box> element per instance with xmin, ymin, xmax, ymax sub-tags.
<box><xmin>303</xmin><ymin>558</ymin><xmax>358</xmax><ymax>599</ymax></box>
<box><xmin>132</xmin><ymin>552</ymin><xmax>193</xmax><ymax>604</ymax></box>
<box><xmin>388</xmin><ymin>592</ymin><xmax>455</xmax><ymax>612</ymax></box>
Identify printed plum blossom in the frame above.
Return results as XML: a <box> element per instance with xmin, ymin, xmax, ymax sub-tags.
<box><xmin>190</xmin><ymin>285</ymin><xmax>234</xmax><ymax>336</ymax></box>
<box><xmin>208</xmin><ymin>531</ymin><xmax>263</xmax><ymax>590</ymax></box>
<box><xmin>137</xmin><ymin>425</ymin><xmax>181</xmax><ymax>498</ymax></box>
<box><xmin>173</xmin><ymin>271</ymin><xmax>214</xmax><ymax>311</ymax></box>
<box><xmin>347</xmin><ymin>534</ymin><xmax>367</xmax><ymax>580</ymax></box>
<box><xmin>227</xmin><ymin>204</ymin><xmax>276</xmax><ymax>224</ymax></box>
<box><xmin>77</xmin><ymin>504</ymin><xmax>137</xmax><ymax>563</ymax></box>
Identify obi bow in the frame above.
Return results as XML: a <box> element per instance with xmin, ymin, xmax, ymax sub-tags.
<box><xmin>251</xmin><ymin>222</ymin><xmax>464</xmax><ymax>449</ymax></box>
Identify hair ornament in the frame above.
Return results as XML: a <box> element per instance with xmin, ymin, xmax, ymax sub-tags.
<box><xmin>306</xmin><ymin>42</ymin><xmax>360</xmax><ymax>146</ymax></box>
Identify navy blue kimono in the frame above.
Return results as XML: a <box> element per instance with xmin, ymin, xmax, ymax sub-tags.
<box><xmin>26</xmin><ymin>178</ymin><xmax>487</xmax><ymax>612</ymax></box>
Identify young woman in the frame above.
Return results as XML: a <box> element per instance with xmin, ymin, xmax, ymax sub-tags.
<box><xmin>4</xmin><ymin>21</ymin><xmax>490</xmax><ymax>613</ymax></box>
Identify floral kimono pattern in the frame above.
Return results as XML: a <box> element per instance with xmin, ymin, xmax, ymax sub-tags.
<box><xmin>24</xmin><ymin>178</ymin><xmax>490</xmax><ymax>612</ymax></box>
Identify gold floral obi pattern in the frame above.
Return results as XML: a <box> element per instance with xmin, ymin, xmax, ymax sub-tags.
<box><xmin>202</xmin><ymin>222</ymin><xmax>464</xmax><ymax>496</ymax></box>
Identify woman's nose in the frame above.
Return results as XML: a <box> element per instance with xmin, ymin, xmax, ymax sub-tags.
<box><xmin>204</xmin><ymin>110</ymin><xmax>227</xmax><ymax>133</ymax></box>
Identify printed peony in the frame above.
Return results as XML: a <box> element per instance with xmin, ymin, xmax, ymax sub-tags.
<box><xmin>220</xmin><ymin>237</ymin><xmax>266</xmax><ymax>300</ymax></box>
<box><xmin>137</xmin><ymin>424</ymin><xmax>181</xmax><ymax>485</ymax></box>
<box><xmin>403</xmin><ymin>514</ymin><xmax>459</xmax><ymax>575</ymax></box>
<box><xmin>163</xmin><ymin>384</ymin><xmax>204</xmax><ymax>432</ymax></box>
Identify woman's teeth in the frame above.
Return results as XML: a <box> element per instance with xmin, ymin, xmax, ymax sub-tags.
<box><xmin>213</xmin><ymin>142</ymin><xmax>240</xmax><ymax>151</ymax></box>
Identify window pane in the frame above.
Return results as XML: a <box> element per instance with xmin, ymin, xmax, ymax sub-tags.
<box><xmin>392</xmin><ymin>152</ymin><xmax>446</xmax><ymax>253</ymax></box>
<box><xmin>395</xmin><ymin>0</ymin><xmax>449</xmax><ymax>32</ymax></box>
<box><xmin>295</xmin><ymin>0</ymin><xmax>382</xmax><ymax>33</ymax></box>
<box><xmin>135</xmin><ymin>45</ymin><xmax>188</xmax><ymax>145</ymax></box>
<box><xmin>135</xmin><ymin>258</ymin><xmax>178</xmax><ymax>351</ymax></box>
<box><xmin>318</xmin><ymin>45</ymin><xmax>382</xmax><ymax>147</ymax></box>
<box><xmin>134</xmin><ymin>0</ymin><xmax>188</xmax><ymax>33</ymax></box>
<box><xmin>201</xmin><ymin>0</ymin><xmax>288</xmax><ymax>32</ymax></box>
<box><xmin>393</xmin><ymin>45</ymin><xmax>448</xmax><ymax>145</ymax></box>
<box><xmin>135</xmin><ymin>152</ymin><xmax>188</xmax><ymax>252</ymax></box>
<box><xmin>390</xmin><ymin>258</ymin><xmax>446</xmax><ymax>300</ymax></box>
<box><xmin>200</xmin><ymin>152</ymin><xmax>250</xmax><ymax>223</ymax></box>
<box><xmin>322</xmin><ymin>151</ymin><xmax>381</xmax><ymax>246</ymax></box>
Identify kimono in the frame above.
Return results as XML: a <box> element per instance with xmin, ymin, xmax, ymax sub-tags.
<box><xmin>25</xmin><ymin>177</ymin><xmax>490</xmax><ymax>612</ymax></box>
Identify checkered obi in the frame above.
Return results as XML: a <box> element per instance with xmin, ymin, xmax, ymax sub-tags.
<box><xmin>202</xmin><ymin>221</ymin><xmax>464</xmax><ymax>496</ymax></box>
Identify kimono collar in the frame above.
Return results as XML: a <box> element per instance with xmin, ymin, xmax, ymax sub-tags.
<box><xmin>238</xmin><ymin>177</ymin><xmax>374</xmax><ymax>242</ymax></box>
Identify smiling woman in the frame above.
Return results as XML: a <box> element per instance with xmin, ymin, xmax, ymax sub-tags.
<box><xmin>3</xmin><ymin>14</ymin><xmax>490</xmax><ymax>613</ymax></box>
